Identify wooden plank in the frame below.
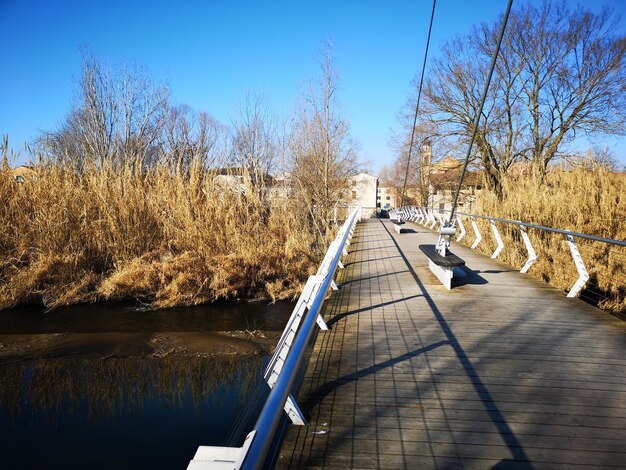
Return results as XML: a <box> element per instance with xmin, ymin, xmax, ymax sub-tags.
<box><xmin>277</xmin><ymin>218</ymin><xmax>626</xmax><ymax>468</ymax></box>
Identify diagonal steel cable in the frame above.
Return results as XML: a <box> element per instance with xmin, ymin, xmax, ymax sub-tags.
<box><xmin>400</xmin><ymin>0</ymin><xmax>437</xmax><ymax>207</ymax></box>
<box><xmin>448</xmin><ymin>0</ymin><xmax>514</xmax><ymax>225</ymax></box>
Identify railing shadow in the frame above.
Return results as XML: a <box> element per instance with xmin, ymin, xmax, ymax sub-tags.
<box><xmin>326</xmin><ymin>294</ymin><xmax>423</xmax><ymax>327</ymax></box>
<box><xmin>347</xmin><ymin>245</ymin><xmax>397</xmax><ymax>254</ymax></box>
<box><xmin>379</xmin><ymin>219</ymin><xmax>532</xmax><ymax>466</ymax></box>
<box><xmin>345</xmin><ymin>255</ymin><xmax>401</xmax><ymax>267</ymax></box>
<box><xmin>300</xmin><ymin>340</ymin><xmax>450</xmax><ymax>415</ymax></box>
<box><xmin>338</xmin><ymin>269</ymin><xmax>410</xmax><ymax>287</ymax></box>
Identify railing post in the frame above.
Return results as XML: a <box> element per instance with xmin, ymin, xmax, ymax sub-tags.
<box><xmin>470</xmin><ymin>216</ymin><xmax>482</xmax><ymax>249</ymax></box>
<box><xmin>456</xmin><ymin>215</ymin><xmax>466</xmax><ymax>242</ymax></box>
<box><xmin>434</xmin><ymin>211</ymin><xmax>444</xmax><ymax>228</ymax></box>
<box><xmin>429</xmin><ymin>209</ymin><xmax>437</xmax><ymax>229</ymax></box>
<box><xmin>566</xmin><ymin>234</ymin><xmax>589</xmax><ymax>298</ymax></box>
<box><xmin>490</xmin><ymin>219</ymin><xmax>505</xmax><ymax>259</ymax></box>
<box><xmin>519</xmin><ymin>225</ymin><xmax>537</xmax><ymax>273</ymax></box>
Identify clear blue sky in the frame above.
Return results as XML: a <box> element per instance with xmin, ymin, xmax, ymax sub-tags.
<box><xmin>2</xmin><ymin>0</ymin><xmax>626</xmax><ymax>173</ymax></box>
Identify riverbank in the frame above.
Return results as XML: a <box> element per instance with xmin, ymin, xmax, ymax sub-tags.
<box><xmin>0</xmin><ymin>163</ymin><xmax>320</xmax><ymax>310</ymax></box>
<box><xmin>0</xmin><ymin>299</ymin><xmax>294</xmax><ymax>361</ymax></box>
<box><xmin>0</xmin><ymin>330</ymin><xmax>280</xmax><ymax>363</ymax></box>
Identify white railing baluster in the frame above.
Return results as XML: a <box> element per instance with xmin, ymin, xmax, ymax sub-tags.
<box><xmin>519</xmin><ymin>225</ymin><xmax>537</xmax><ymax>273</ymax></box>
<box><xmin>456</xmin><ymin>215</ymin><xmax>466</xmax><ymax>242</ymax></box>
<box><xmin>566</xmin><ymin>234</ymin><xmax>589</xmax><ymax>298</ymax></box>
<box><xmin>470</xmin><ymin>217</ymin><xmax>482</xmax><ymax>249</ymax></box>
<box><xmin>490</xmin><ymin>220</ymin><xmax>505</xmax><ymax>259</ymax></box>
<box><xmin>435</xmin><ymin>211</ymin><xmax>445</xmax><ymax>228</ymax></box>
<box><xmin>429</xmin><ymin>209</ymin><xmax>437</xmax><ymax>229</ymax></box>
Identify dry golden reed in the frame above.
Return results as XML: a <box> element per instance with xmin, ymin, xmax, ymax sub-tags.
<box><xmin>0</xmin><ymin>162</ymin><xmax>318</xmax><ymax>310</ymax></box>
<box><xmin>464</xmin><ymin>169</ymin><xmax>625</xmax><ymax>315</ymax></box>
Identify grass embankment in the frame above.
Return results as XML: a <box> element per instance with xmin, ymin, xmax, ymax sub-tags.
<box><xmin>466</xmin><ymin>169</ymin><xmax>625</xmax><ymax>315</ymax></box>
<box><xmin>0</xmin><ymin>163</ymin><xmax>318</xmax><ymax>310</ymax></box>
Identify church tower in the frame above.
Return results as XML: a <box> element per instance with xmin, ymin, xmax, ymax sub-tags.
<box><xmin>420</xmin><ymin>137</ymin><xmax>432</xmax><ymax>167</ymax></box>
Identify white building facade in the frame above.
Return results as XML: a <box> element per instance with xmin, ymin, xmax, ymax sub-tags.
<box><xmin>347</xmin><ymin>172</ymin><xmax>378</xmax><ymax>216</ymax></box>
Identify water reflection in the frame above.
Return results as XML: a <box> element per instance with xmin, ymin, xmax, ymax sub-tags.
<box><xmin>0</xmin><ymin>355</ymin><xmax>266</xmax><ymax>469</ymax></box>
<box><xmin>0</xmin><ymin>300</ymin><xmax>294</xmax><ymax>468</ymax></box>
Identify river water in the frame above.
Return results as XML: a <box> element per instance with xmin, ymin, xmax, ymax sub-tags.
<box><xmin>0</xmin><ymin>300</ymin><xmax>293</xmax><ymax>469</ymax></box>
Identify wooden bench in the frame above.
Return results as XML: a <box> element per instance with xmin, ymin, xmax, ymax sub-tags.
<box><xmin>419</xmin><ymin>244</ymin><xmax>465</xmax><ymax>289</ymax></box>
<box><xmin>391</xmin><ymin>219</ymin><xmax>406</xmax><ymax>234</ymax></box>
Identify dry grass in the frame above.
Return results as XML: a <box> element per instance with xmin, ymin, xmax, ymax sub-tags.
<box><xmin>464</xmin><ymin>169</ymin><xmax>625</xmax><ymax>315</ymax></box>
<box><xmin>0</xmin><ymin>162</ymin><xmax>319</xmax><ymax>310</ymax></box>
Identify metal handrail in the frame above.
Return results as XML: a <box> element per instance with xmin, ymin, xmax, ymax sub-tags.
<box><xmin>239</xmin><ymin>206</ymin><xmax>361</xmax><ymax>469</ymax></box>
<box><xmin>400</xmin><ymin>204</ymin><xmax>624</xmax><ymax>299</ymax></box>
<box><xmin>448</xmin><ymin>210</ymin><xmax>626</xmax><ymax>247</ymax></box>
<box><xmin>405</xmin><ymin>205</ymin><xmax>625</xmax><ymax>247</ymax></box>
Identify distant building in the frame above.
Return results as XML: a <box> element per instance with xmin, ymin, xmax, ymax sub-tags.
<box><xmin>212</xmin><ymin>168</ymin><xmax>379</xmax><ymax>215</ymax></box>
<box><xmin>8</xmin><ymin>165</ymin><xmax>35</xmax><ymax>183</ymax></box>
<box><xmin>429</xmin><ymin>156</ymin><xmax>462</xmax><ymax>175</ymax></box>
<box><xmin>212</xmin><ymin>167</ymin><xmax>276</xmax><ymax>195</ymax></box>
<box><xmin>346</xmin><ymin>172</ymin><xmax>378</xmax><ymax>214</ymax></box>
<box><xmin>423</xmin><ymin>156</ymin><xmax>482</xmax><ymax>212</ymax></box>
<box><xmin>377</xmin><ymin>186</ymin><xmax>398</xmax><ymax>210</ymax></box>
<box><xmin>269</xmin><ymin>171</ymin><xmax>292</xmax><ymax>200</ymax></box>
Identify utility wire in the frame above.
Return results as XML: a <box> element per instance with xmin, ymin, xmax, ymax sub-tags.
<box><xmin>400</xmin><ymin>0</ymin><xmax>436</xmax><ymax>207</ymax></box>
<box><xmin>448</xmin><ymin>0</ymin><xmax>514</xmax><ymax>225</ymax></box>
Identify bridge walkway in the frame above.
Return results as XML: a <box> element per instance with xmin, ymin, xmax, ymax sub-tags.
<box><xmin>277</xmin><ymin>217</ymin><xmax>626</xmax><ymax>469</ymax></box>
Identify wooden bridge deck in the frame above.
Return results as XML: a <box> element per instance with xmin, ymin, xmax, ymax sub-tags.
<box><xmin>277</xmin><ymin>217</ymin><xmax>626</xmax><ymax>469</ymax></box>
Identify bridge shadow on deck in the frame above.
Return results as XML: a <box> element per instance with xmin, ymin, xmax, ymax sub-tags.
<box><xmin>280</xmin><ymin>218</ymin><xmax>626</xmax><ymax>469</ymax></box>
<box><xmin>379</xmin><ymin>219</ymin><xmax>532</xmax><ymax>466</ymax></box>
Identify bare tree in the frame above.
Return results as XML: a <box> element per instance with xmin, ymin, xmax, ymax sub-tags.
<box><xmin>289</xmin><ymin>42</ymin><xmax>361</xmax><ymax>236</ymax></box>
<box><xmin>163</xmin><ymin>105</ymin><xmax>228</xmax><ymax>172</ymax></box>
<box><xmin>231</xmin><ymin>92</ymin><xmax>278</xmax><ymax>179</ymax></box>
<box><xmin>415</xmin><ymin>1</ymin><xmax>626</xmax><ymax>198</ymax></box>
<box><xmin>40</xmin><ymin>49</ymin><xmax>169</xmax><ymax>169</ymax></box>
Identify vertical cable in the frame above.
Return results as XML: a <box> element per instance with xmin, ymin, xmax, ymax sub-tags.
<box><xmin>400</xmin><ymin>0</ymin><xmax>437</xmax><ymax>207</ymax></box>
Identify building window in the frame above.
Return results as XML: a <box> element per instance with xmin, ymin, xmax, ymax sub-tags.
<box><xmin>352</xmin><ymin>190</ymin><xmax>357</xmax><ymax>198</ymax></box>
<box><xmin>377</xmin><ymin>188</ymin><xmax>381</xmax><ymax>193</ymax></box>
<box><xmin>376</xmin><ymin>196</ymin><xmax>381</xmax><ymax>200</ymax></box>
<box><xmin>386</xmin><ymin>196</ymin><xmax>390</xmax><ymax>200</ymax></box>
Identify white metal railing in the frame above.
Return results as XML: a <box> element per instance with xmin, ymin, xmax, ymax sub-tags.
<box><xmin>187</xmin><ymin>206</ymin><xmax>362</xmax><ymax>470</ymax></box>
<box><xmin>398</xmin><ymin>205</ymin><xmax>626</xmax><ymax>299</ymax></box>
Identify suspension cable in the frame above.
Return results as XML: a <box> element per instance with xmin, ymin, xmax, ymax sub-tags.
<box><xmin>400</xmin><ymin>0</ymin><xmax>436</xmax><ymax>207</ymax></box>
<box><xmin>448</xmin><ymin>0</ymin><xmax>513</xmax><ymax>225</ymax></box>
